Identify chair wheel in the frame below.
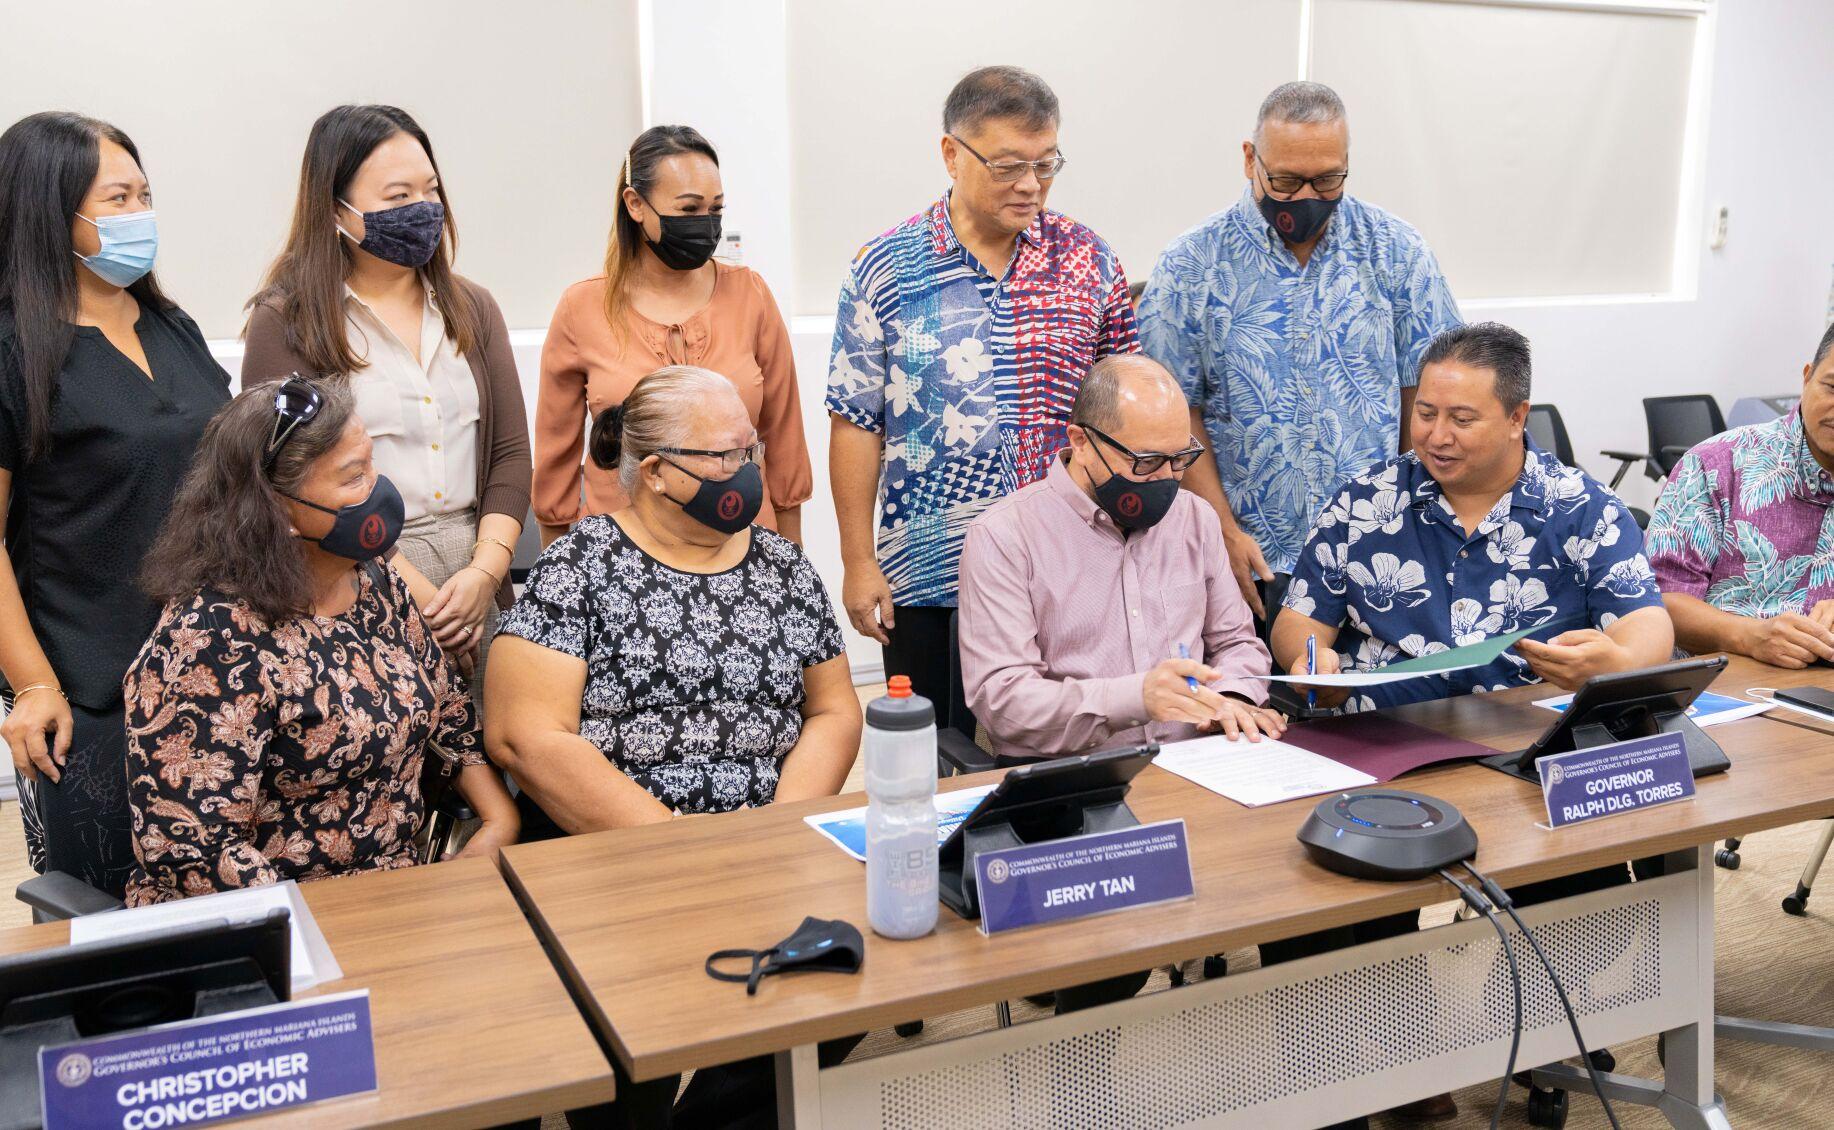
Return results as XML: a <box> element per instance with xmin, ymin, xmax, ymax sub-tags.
<box><xmin>1715</xmin><ymin>849</ymin><xmax>1741</xmax><ymax>870</ymax></box>
<box><xmin>1526</xmin><ymin>1086</ymin><xmax>1569</xmax><ymax>1128</ymax></box>
<box><xmin>1587</xmin><ymin>1048</ymin><xmax>1615</xmax><ymax>1073</ymax></box>
<box><xmin>895</xmin><ymin>1020</ymin><xmax>923</xmax><ymax>1038</ymax></box>
<box><xmin>1784</xmin><ymin>896</ymin><xmax>1808</xmax><ymax>916</ymax></box>
<box><xmin>1656</xmin><ymin>1032</ymin><xmax>1665</xmax><ymax>1066</ymax></box>
<box><xmin>1202</xmin><ymin>955</ymin><xmax>1228</xmax><ymax>979</ymax></box>
<box><xmin>1167</xmin><ymin>963</ymin><xmax>1186</xmax><ymax>987</ymax></box>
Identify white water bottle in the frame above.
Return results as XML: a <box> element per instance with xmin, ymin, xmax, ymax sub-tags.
<box><xmin>865</xmin><ymin>675</ymin><xmax>939</xmax><ymax>939</ymax></box>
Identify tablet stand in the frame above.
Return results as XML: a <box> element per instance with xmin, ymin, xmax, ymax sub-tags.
<box><xmin>1484</xmin><ymin>702</ymin><xmax>1728</xmax><ymax>785</ymax></box>
<box><xmin>939</xmin><ymin>793</ymin><xmax>1142</xmax><ymax>919</ymax></box>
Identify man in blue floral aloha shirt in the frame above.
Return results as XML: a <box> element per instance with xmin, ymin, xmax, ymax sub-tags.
<box><xmin>1138</xmin><ymin>80</ymin><xmax>1462</xmax><ymax>619</ymax></box>
<box><xmin>1273</xmin><ymin>322</ymin><xmax>1674</xmax><ymax>713</ymax></box>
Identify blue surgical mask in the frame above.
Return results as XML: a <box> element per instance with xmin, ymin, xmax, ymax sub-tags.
<box><xmin>75</xmin><ymin>209</ymin><xmax>158</xmax><ymax>288</ymax></box>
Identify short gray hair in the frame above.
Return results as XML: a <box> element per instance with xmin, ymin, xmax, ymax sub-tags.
<box><xmin>1814</xmin><ymin>321</ymin><xmax>1834</xmax><ymax>370</ymax></box>
<box><xmin>1420</xmin><ymin>323</ymin><xmax>1533</xmax><ymax>411</ymax></box>
<box><xmin>1254</xmin><ymin>81</ymin><xmax>1347</xmax><ymax>140</ymax></box>
<box><xmin>587</xmin><ymin>365</ymin><xmax>741</xmax><ymax>491</ymax></box>
<box><xmin>943</xmin><ymin>66</ymin><xmax>1060</xmax><ymax>135</ymax></box>
<box><xmin>1071</xmin><ymin>355</ymin><xmax>1179</xmax><ymax>433</ymax></box>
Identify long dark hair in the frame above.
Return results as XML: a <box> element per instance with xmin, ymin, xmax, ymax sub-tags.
<box><xmin>0</xmin><ymin>111</ymin><xmax>173</xmax><ymax>462</ymax></box>
<box><xmin>602</xmin><ymin>125</ymin><xmax>719</xmax><ymax>345</ymax></box>
<box><xmin>246</xmin><ymin>104</ymin><xmax>478</xmax><ymax>378</ymax></box>
<box><xmin>141</xmin><ymin>376</ymin><xmax>355</xmax><ymax>625</ymax></box>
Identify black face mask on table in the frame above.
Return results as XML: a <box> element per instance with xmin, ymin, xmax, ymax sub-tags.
<box><xmin>706</xmin><ymin>916</ymin><xmax>865</xmax><ymax>995</ymax></box>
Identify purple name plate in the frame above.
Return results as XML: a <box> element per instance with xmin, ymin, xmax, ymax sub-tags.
<box><xmin>1537</xmin><ymin>733</ymin><xmax>1696</xmax><ymax>829</ymax></box>
<box><xmin>974</xmin><ymin>819</ymin><xmax>1195</xmax><ymax>935</ymax></box>
<box><xmin>40</xmin><ymin>991</ymin><xmax>376</xmax><ymax>1130</ymax></box>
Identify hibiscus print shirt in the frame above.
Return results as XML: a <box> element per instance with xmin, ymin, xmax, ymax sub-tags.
<box><xmin>1139</xmin><ymin>188</ymin><xmax>1462</xmax><ymax>574</ymax></box>
<box><xmin>122</xmin><ymin>565</ymin><xmax>483</xmax><ymax>905</ymax></box>
<box><xmin>497</xmin><ymin>517</ymin><xmax>846</xmax><ymax>816</ymax></box>
<box><xmin>826</xmin><ymin>192</ymin><xmax>1138</xmax><ymax>607</ymax></box>
<box><xmin>1646</xmin><ymin>409</ymin><xmax>1834</xmax><ymax>616</ymax></box>
<box><xmin>1283</xmin><ymin>439</ymin><xmax>1662</xmax><ymax>711</ymax></box>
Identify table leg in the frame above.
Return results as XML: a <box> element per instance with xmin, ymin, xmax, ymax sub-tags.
<box><xmin>776</xmin><ymin>1043</ymin><xmax>822</xmax><ymax>1129</ymax></box>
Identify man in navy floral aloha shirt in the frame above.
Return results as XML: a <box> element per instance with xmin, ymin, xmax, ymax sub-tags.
<box><xmin>1274</xmin><ymin>323</ymin><xmax>1674</xmax><ymax>712</ymax></box>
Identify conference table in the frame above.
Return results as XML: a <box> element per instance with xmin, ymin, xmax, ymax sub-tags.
<box><xmin>500</xmin><ymin>655</ymin><xmax>1834</xmax><ymax>1130</ymax></box>
<box><xmin>0</xmin><ymin>857</ymin><xmax>615</xmax><ymax>1128</ymax></box>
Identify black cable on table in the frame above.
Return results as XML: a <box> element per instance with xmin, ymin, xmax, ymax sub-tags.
<box><xmin>1440</xmin><ymin>868</ymin><xmax>1523</xmax><ymax>1130</ymax></box>
<box><xmin>1463</xmin><ymin>860</ymin><xmax>1624</xmax><ymax>1130</ymax></box>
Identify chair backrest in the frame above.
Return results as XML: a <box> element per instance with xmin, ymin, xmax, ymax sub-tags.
<box><xmin>1644</xmin><ymin>395</ymin><xmax>1725</xmax><ymax>476</ymax></box>
<box><xmin>1525</xmin><ymin>403</ymin><xmax>1576</xmax><ymax>466</ymax></box>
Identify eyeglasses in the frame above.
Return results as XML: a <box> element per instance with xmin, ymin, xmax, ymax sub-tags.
<box><xmin>1252</xmin><ymin>148</ymin><xmax>1349</xmax><ymax>198</ymax></box>
<box><xmin>1082</xmin><ymin>425</ymin><xmax>1205</xmax><ymax>476</ymax></box>
<box><xmin>949</xmin><ymin>135</ymin><xmax>1067</xmax><ymax>183</ymax></box>
<box><xmin>263</xmin><ymin>373</ymin><xmax>322</xmax><ymax>473</ymax></box>
<box><xmin>657</xmin><ymin>440</ymin><xmax>765</xmax><ymax>476</ymax></box>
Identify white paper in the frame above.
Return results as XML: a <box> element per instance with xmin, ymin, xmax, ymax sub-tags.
<box><xmin>804</xmin><ymin>784</ymin><xmax>997</xmax><ymax>862</ymax></box>
<box><xmin>1153</xmin><ymin>734</ymin><xmax>1377</xmax><ymax>808</ymax></box>
<box><xmin>69</xmin><ymin>880</ymin><xmax>341</xmax><ymax>993</ymax></box>
<box><xmin>1254</xmin><ymin>668</ymin><xmax>1446</xmax><ymax>687</ymax></box>
<box><xmin>1532</xmin><ymin>690</ymin><xmax>1775</xmax><ymax>728</ymax></box>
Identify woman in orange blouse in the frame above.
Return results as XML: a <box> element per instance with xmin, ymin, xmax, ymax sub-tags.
<box><xmin>535</xmin><ymin>125</ymin><xmax>811</xmax><ymax>546</ymax></box>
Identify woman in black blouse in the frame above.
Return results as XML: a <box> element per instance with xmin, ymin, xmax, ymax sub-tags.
<box><xmin>0</xmin><ymin>112</ymin><xmax>231</xmax><ymax>896</ymax></box>
<box><xmin>126</xmin><ymin>375</ymin><xmax>518</xmax><ymax>904</ymax></box>
<box><xmin>488</xmin><ymin>364</ymin><xmax>860</xmax><ymax>838</ymax></box>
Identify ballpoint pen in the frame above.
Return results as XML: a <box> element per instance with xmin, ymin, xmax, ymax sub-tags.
<box><xmin>1176</xmin><ymin>642</ymin><xmax>1200</xmax><ymax>691</ymax></box>
<box><xmin>1306</xmin><ymin>634</ymin><xmax>1318</xmax><ymax>710</ymax></box>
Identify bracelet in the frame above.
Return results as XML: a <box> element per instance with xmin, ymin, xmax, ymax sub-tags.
<box><xmin>473</xmin><ymin>537</ymin><xmax>516</xmax><ymax>559</ymax></box>
<box><xmin>464</xmin><ymin>564</ymin><xmax>504</xmax><ymax>586</ymax></box>
<box><xmin>10</xmin><ymin>682</ymin><xmax>64</xmax><ymax>703</ymax></box>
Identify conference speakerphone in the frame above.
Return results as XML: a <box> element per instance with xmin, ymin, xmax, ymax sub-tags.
<box><xmin>1297</xmin><ymin>789</ymin><xmax>1478</xmax><ymax>880</ymax></box>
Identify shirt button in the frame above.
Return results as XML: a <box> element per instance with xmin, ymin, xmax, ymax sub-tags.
<box><xmin>431</xmin><ymin>443</ymin><xmax>440</xmax><ymax>451</ymax></box>
<box><xmin>1459</xmin><ymin>550</ymin><xmax>1469</xmax><ymax>559</ymax></box>
<box><xmin>1130</xmin><ymin>609</ymin><xmax>1140</xmax><ymax>618</ymax></box>
<box><xmin>422</xmin><ymin>396</ymin><xmax>432</xmax><ymax>405</ymax></box>
<box><xmin>434</xmin><ymin>491</ymin><xmax>443</xmax><ymax>500</ymax></box>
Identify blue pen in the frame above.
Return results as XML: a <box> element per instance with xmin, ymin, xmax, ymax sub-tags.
<box><xmin>1306</xmin><ymin>635</ymin><xmax>1318</xmax><ymax>710</ymax></box>
<box><xmin>1175</xmin><ymin>642</ymin><xmax>1200</xmax><ymax>691</ymax></box>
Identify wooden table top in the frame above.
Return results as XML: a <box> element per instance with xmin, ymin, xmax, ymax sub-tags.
<box><xmin>502</xmin><ymin>654</ymin><xmax>1834</xmax><ymax>1082</ymax></box>
<box><xmin>0</xmin><ymin>856</ymin><xmax>614</xmax><ymax>1128</ymax></box>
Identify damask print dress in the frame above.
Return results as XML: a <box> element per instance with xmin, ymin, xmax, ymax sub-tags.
<box><xmin>498</xmin><ymin>516</ymin><xmax>845</xmax><ymax>828</ymax></box>
<box><xmin>121</xmin><ymin>564</ymin><xmax>483</xmax><ymax>905</ymax></box>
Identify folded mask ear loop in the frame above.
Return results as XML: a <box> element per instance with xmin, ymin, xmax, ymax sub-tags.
<box><xmin>706</xmin><ymin>947</ymin><xmax>776</xmax><ymax>995</ymax></box>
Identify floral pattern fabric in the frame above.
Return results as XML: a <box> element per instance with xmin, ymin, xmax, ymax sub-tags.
<box><xmin>1283</xmin><ymin>439</ymin><xmax>1662</xmax><ymax>711</ymax></box>
<box><xmin>1137</xmin><ymin>187</ymin><xmax>1462</xmax><ymax>574</ymax></box>
<box><xmin>122</xmin><ymin>565</ymin><xmax>482</xmax><ymax>905</ymax></box>
<box><xmin>497</xmin><ymin>517</ymin><xmax>846</xmax><ymax>814</ymax></box>
<box><xmin>1646</xmin><ymin>409</ymin><xmax>1834</xmax><ymax>616</ymax></box>
<box><xmin>825</xmin><ymin>192</ymin><xmax>1138</xmax><ymax>607</ymax></box>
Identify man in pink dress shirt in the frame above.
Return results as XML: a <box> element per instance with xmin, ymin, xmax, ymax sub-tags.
<box><xmin>958</xmin><ymin>353</ymin><xmax>1282</xmax><ymax>762</ymax></box>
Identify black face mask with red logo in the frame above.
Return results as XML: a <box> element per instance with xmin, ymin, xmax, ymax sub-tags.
<box><xmin>660</xmin><ymin>459</ymin><xmax>764</xmax><ymax>535</ymax></box>
<box><xmin>286</xmin><ymin>476</ymin><xmax>406</xmax><ymax>561</ymax></box>
<box><xmin>1088</xmin><ymin>446</ymin><xmax>1178</xmax><ymax>532</ymax></box>
<box><xmin>1257</xmin><ymin>191</ymin><xmax>1340</xmax><ymax>246</ymax></box>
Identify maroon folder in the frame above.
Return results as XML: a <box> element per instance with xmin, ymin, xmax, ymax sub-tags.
<box><xmin>1281</xmin><ymin>713</ymin><xmax>1500</xmax><ymax>782</ymax></box>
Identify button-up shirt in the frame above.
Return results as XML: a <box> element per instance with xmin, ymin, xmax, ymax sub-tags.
<box><xmin>1647</xmin><ymin>409</ymin><xmax>1834</xmax><ymax>615</ymax></box>
<box><xmin>958</xmin><ymin>458</ymin><xmax>1270</xmax><ymax>759</ymax></box>
<box><xmin>345</xmin><ymin>285</ymin><xmax>480</xmax><ymax>519</ymax></box>
<box><xmin>826</xmin><ymin>193</ymin><xmax>1139</xmax><ymax>608</ymax></box>
<box><xmin>1283</xmin><ymin>439</ymin><xmax>1662</xmax><ymax>711</ymax></box>
<box><xmin>1138</xmin><ymin>187</ymin><xmax>1462</xmax><ymax>573</ymax></box>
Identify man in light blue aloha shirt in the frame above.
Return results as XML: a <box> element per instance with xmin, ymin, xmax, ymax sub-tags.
<box><xmin>1272</xmin><ymin>323</ymin><xmax>1674</xmax><ymax>713</ymax></box>
<box><xmin>1648</xmin><ymin>321</ymin><xmax>1834</xmax><ymax>668</ymax></box>
<box><xmin>1138</xmin><ymin>80</ymin><xmax>1462</xmax><ymax>618</ymax></box>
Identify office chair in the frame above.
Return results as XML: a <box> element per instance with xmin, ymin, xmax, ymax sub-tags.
<box><xmin>14</xmin><ymin>790</ymin><xmax>477</xmax><ymax>923</ymax></box>
<box><xmin>1528</xmin><ymin>401</ymin><xmax>1651</xmax><ymax>529</ymax></box>
<box><xmin>1601</xmin><ymin>395</ymin><xmax>1726</xmax><ymax>490</ymax></box>
<box><xmin>510</xmin><ymin>503</ymin><xmax>542</xmax><ymax>584</ymax></box>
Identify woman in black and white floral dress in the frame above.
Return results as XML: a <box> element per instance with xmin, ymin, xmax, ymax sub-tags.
<box><xmin>486</xmin><ymin>365</ymin><xmax>860</xmax><ymax>840</ymax></box>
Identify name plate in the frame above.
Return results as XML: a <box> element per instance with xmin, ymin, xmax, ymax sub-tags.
<box><xmin>1537</xmin><ymin>733</ymin><xmax>1696</xmax><ymax>830</ymax></box>
<box><xmin>40</xmin><ymin>991</ymin><xmax>377</xmax><ymax>1130</ymax></box>
<box><xmin>974</xmin><ymin>819</ymin><xmax>1195</xmax><ymax>935</ymax></box>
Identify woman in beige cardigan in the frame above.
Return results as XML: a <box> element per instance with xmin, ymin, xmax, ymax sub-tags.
<box><xmin>242</xmin><ymin>104</ymin><xmax>530</xmax><ymax>694</ymax></box>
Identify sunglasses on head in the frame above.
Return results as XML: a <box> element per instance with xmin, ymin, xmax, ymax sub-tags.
<box><xmin>263</xmin><ymin>374</ymin><xmax>323</xmax><ymax>473</ymax></box>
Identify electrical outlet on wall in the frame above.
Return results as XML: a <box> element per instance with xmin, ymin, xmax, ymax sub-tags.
<box><xmin>1709</xmin><ymin>205</ymin><xmax>1730</xmax><ymax>251</ymax></box>
<box><xmin>716</xmin><ymin>229</ymin><xmax>744</xmax><ymax>266</ymax></box>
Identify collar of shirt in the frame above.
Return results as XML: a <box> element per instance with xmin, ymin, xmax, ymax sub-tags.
<box><xmin>1786</xmin><ymin>408</ymin><xmax>1834</xmax><ymax>506</ymax></box>
<box><xmin>927</xmin><ymin>190</ymin><xmax>1045</xmax><ymax>268</ymax></box>
<box><xmin>1228</xmin><ymin>183</ymin><xmax>1344</xmax><ymax>260</ymax></box>
<box><xmin>1406</xmin><ymin>436</ymin><xmax>1555</xmax><ymax>543</ymax></box>
<box><xmin>343</xmin><ymin>282</ymin><xmax>444</xmax><ymax>368</ymax></box>
<box><xmin>1045</xmin><ymin>455</ymin><xmax>1117</xmax><ymax>533</ymax></box>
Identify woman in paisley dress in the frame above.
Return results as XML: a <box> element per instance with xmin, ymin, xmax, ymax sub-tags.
<box><xmin>123</xmin><ymin>376</ymin><xmax>517</xmax><ymax>905</ymax></box>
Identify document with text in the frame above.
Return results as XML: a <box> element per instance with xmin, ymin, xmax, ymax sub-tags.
<box><xmin>1153</xmin><ymin>734</ymin><xmax>1377</xmax><ymax>808</ymax></box>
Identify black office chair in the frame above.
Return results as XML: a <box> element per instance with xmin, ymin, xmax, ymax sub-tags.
<box><xmin>937</xmin><ymin>612</ymin><xmax>996</xmax><ymax>776</ymax></box>
<box><xmin>1602</xmin><ymin>395</ymin><xmax>1725</xmax><ymax>489</ymax></box>
<box><xmin>1530</xmin><ymin>401</ymin><xmax>1650</xmax><ymax>529</ymax></box>
<box><xmin>510</xmin><ymin>503</ymin><xmax>542</xmax><ymax>584</ymax></box>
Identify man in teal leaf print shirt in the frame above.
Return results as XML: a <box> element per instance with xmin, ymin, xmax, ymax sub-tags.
<box><xmin>1648</xmin><ymin>321</ymin><xmax>1834</xmax><ymax>667</ymax></box>
<box><xmin>1138</xmin><ymin>80</ymin><xmax>1462</xmax><ymax>619</ymax></box>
